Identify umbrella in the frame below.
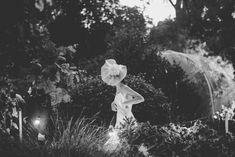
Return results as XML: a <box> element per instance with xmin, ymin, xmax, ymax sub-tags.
<box><xmin>161</xmin><ymin>50</ymin><xmax>235</xmax><ymax>116</ymax></box>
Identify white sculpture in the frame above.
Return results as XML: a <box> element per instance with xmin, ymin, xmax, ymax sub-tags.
<box><xmin>101</xmin><ymin>59</ymin><xmax>144</xmax><ymax>152</ymax></box>
<box><xmin>101</xmin><ymin>59</ymin><xmax>144</xmax><ymax>128</ymax></box>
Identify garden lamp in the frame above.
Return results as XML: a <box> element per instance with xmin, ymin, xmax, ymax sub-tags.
<box><xmin>33</xmin><ymin>117</ymin><xmax>41</xmax><ymax>127</ymax></box>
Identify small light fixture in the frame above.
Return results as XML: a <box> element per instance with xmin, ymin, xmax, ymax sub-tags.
<box><xmin>33</xmin><ymin>117</ymin><xmax>41</xmax><ymax>127</ymax></box>
<box><xmin>108</xmin><ymin>129</ymin><xmax>117</xmax><ymax>137</ymax></box>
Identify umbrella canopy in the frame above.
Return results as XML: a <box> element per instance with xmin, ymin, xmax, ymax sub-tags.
<box><xmin>161</xmin><ymin>50</ymin><xmax>235</xmax><ymax>116</ymax></box>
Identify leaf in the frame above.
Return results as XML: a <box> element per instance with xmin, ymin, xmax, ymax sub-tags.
<box><xmin>35</xmin><ymin>0</ymin><xmax>44</xmax><ymax>12</ymax></box>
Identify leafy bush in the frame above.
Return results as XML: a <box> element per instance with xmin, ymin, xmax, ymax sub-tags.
<box><xmin>148</xmin><ymin>19</ymin><xmax>189</xmax><ymax>52</ymax></box>
<box><xmin>130</xmin><ymin>52</ymin><xmax>207</xmax><ymax>122</ymax></box>
<box><xmin>47</xmin><ymin>117</ymin><xmax>108</xmax><ymax>157</ymax></box>
<box><xmin>123</xmin><ymin>75</ymin><xmax>170</xmax><ymax>125</ymax></box>
<box><xmin>120</xmin><ymin>118</ymin><xmax>235</xmax><ymax>157</ymax></box>
<box><xmin>76</xmin><ymin>51</ymin><xmax>209</xmax><ymax>122</ymax></box>
<box><xmin>0</xmin><ymin>117</ymin><xmax>109</xmax><ymax>157</ymax></box>
<box><xmin>59</xmin><ymin>74</ymin><xmax>170</xmax><ymax>126</ymax></box>
<box><xmin>1</xmin><ymin>115</ymin><xmax>235</xmax><ymax>157</ymax></box>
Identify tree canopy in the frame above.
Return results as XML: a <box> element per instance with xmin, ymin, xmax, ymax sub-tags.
<box><xmin>167</xmin><ymin>0</ymin><xmax>235</xmax><ymax>62</ymax></box>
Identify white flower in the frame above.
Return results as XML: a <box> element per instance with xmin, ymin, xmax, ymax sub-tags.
<box><xmin>138</xmin><ymin>144</ymin><xmax>149</xmax><ymax>157</ymax></box>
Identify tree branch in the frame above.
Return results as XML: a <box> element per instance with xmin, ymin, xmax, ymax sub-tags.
<box><xmin>168</xmin><ymin>0</ymin><xmax>176</xmax><ymax>8</ymax></box>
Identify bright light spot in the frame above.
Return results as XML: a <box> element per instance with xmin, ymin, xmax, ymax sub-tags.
<box><xmin>33</xmin><ymin>118</ymin><xmax>41</xmax><ymax>126</ymax></box>
<box><xmin>108</xmin><ymin>129</ymin><xmax>118</xmax><ymax>138</ymax></box>
<box><xmin>138</xmin><ymin>144</ymin><xmax>149</xmax><ymax>157</ymax></box>
<box><xmin>232</xmin><ymin>12</ymin><xmax>235</xmax><ymax>19</ymax></box>
<box><xmin>107</xmin><ymin>129</ymin><xmax>120</xmax><ymax>144</ymax></box>
<box><xmin>202</xmin><ymin>6</ymin><xmax>208</xmax><ymax>19</ymax></box>
<box><xmin>119</xmin><ymin>0</ymin><xmax>175</xmax><ymax>25</ymax></box>
<box><xmin>38</xmin><ymin>132</ymin><xmax>46</xmax><ymax>141</ymax></box>
<box><xmin>104</xmin><ymin>129</ymin><xmax>120</xmax><ymax>152</ymax></box>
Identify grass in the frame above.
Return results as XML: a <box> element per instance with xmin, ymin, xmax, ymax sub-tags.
<box><xmin>0</xmin><ymin>116</ymin><xmax>235</xmax><ymax>157</ymax></box>
<box><xmin>5</xmin><ymin>115</ymin><xmax>132</xmax><ymax>157</ymax></box>
<box><xmin>47</xmin><ymin>117</ymin><xmax>108</xmax><ymax>157</ymax></box>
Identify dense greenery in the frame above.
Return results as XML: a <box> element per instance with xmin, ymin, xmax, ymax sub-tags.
<box><xmin>0</xmin><ymin>0</ymin><xmax>235</xmax><ymax>156</ymax></box>
<box><xmin>0</xmin><ymin>117</ymin><xmax>235</xmax><ymax>157</ymax></box>
<box><xmin>166</xmin><ymin>0</ymin><xmax>235</xmax><ymax>63</ymax></box>
<box><xmin>62</xmin><ymin>74</ymin><xmax>170</xmax><ymax>126</ymax></box>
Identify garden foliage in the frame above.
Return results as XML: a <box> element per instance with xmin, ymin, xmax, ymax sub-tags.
<box><xmin>0</xmin><ymin>116</ymin><xmax>235</xmax><ymax>157</ymax></box>
<box><xmin>59</xmin><ymin>74</ymin><xmax>170</xmax><ymax>126</ymax></box>
<box><xmin>0</xmin><ymin>0</ymin><xmax>235</xmax><ymax>156</ymax></box>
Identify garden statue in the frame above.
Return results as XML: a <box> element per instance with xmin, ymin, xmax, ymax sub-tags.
<box><xmin>101</xmin><ymin>59</ymin><xmax>144</xmax><ymax>152</ymax></box>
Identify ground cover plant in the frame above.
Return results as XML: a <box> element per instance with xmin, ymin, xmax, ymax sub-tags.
<box><xmin>0</xmin><ymin>115</ymin><xmax>235</xmax><ymax>157</ymax></box>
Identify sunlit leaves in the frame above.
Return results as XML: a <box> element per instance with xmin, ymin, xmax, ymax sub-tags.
<box><xmin>35</xmin><ymin>0</ymin><xmax>53</xmax><ymax>12</ymax></box>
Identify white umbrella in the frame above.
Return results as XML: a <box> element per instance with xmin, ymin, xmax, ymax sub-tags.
<box><xmin>161</xmin><ymin>50</ymin><xmax>235</xmax><ymax>116</ymax></box>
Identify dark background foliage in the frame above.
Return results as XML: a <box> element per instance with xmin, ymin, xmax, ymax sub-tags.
<box><xmin>0</xmin><ymin>0</ymin><xmax>235</xmax><ymax>156</ymax></box>
<box><xmin>0</xmin><ymin>0</ymin><xmax>234</xmax><ymax>127</ymax></box>
<box><xmin>59</xmin><ymin>74</ymin><xmax>170</xmax><ymax>126</ymax></box>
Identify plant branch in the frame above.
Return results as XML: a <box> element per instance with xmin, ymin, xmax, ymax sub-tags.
<box><xmin>168</xmin><ymin>0</ymin><xmax>176</xmax><ymax>8</ymax></box>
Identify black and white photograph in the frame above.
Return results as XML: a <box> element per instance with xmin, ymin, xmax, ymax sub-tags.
<box><xmin>0</xmin><ymin>0</ymin><xmax>235</xmax><ymax>157</ymax></box>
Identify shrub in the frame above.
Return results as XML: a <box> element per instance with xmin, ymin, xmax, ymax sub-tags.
<box><xmin>80</xmin><ymin>50</ymin><xmax>210</xmax><ymax>122</ymax></box>
<box><xmin>120</xmin><ymin>118</ymin><xmax>235</xmax><ymax>157</ymax></box>
<box><xmin>0</xmin><ymin>115</ymin><xmax>235</xmax><ymax>157</ymax></box>
<box><xmin>123</xmin><ymin>75</ymin><xmax>170</xmax><ymax>125</ymax></box>
<box><xmin>47</xmin><ymin>117</ymin><xmax>109</xmax><ymax>157</ymax></box>
<box><xmin>59</xmin><ymin>74</ymin><xmax>170</xmax><ymax>126</ymax></box>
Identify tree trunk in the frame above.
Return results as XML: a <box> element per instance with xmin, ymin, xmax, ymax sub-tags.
<box><xmin>168</xmin><ymin>0</ymin><xmax>189</xmax><ymax>27</ymax></box>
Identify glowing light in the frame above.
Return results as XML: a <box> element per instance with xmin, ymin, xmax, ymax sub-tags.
<box><xmin>232</xmin><ymin>12</ymin><xmax>235</xmax><ymax>19</ymax></box>
<box><xmin>33</xmin><ymin>118</ymin><xmax>41</xmax><ymax>126</ymax></box>
<box><xmin>108</xmin><ymin>129</ymin><xmax>118</xmax><ymax>137</ymax></box>
<box><xmin>104</xmin><ymin>129</ymin><xmax>120</xmax><ymax>152</ymax></box>
<box><xmin>38</xmin><ymin>132</ymin><xmax>46</xmax><ymax>141</ymax></box>
<box><xmin>138</xmin><ymin>144</ymin><xmax>150</xmax><ymax>157</ymax></box>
